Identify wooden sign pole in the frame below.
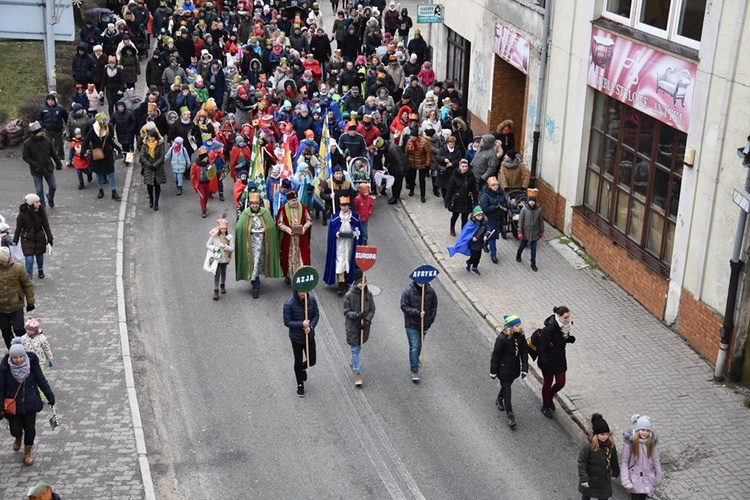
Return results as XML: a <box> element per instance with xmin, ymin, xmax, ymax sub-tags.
<box><xmin>360</xmin><ymin>273</ymin><xmax>366</xmax><ymax>348</ymax></box>
<box><xmin>304</xmin><ymin>293</ymin><xmax>310</xmax><ymax>370</ymax></box>
<box><xmin>420</xmin><ymin>284</ymin><xmax>425</xmax><ymax>365</ymax></box>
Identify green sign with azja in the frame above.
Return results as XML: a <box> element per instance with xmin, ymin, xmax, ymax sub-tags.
<box><xmin>292</xmin><ymin>266</ymin><xmax>320</xmax><ymax>292</ymax></box>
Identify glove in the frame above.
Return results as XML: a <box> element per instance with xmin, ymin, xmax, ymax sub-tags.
<box><xmin>580</xmin><ymin>482</ymin><xmax>589</xmax><ymax>489</ymax></box>
<box><xmin>358</xmin><ymin>312</ymin><xmax>366</xmax><ymax>319</ymax></box>
<box><xmin>26</xmin><ymin>304</ymin><xmax>35</xmax><ymax>312</ymax></box>
<box><xmin>567</xmin><ymin>335</ymin><xmax>576</xmax><ymax>344</ymax></box>
<box><xmin>521</xmin><ymin>372</ymin><xmax>527</xmax><ymax>380</ymax></box>
<box><xmin>539</xmin><ymin>232</ymin><xmax>545</xmax><ymax>238</ymax></box>
<box><xmin>48</xmin><ymin>240</ymin><xmax>53</xmax><ymax>247</ymax></box>
<box><xmin>623</xmin><ymin>484</ymin><xmax>633</xmax><ymax>490</ymax></box>
<box><xmin>489</xmin><ymin>373</ymin><xmax>497</xmax><ymax>379</ymax></box>
<box><xmin>517</xmin><ymin>232</ymin><xmax>523</xmax><ymax>240</ymax></box>
<box><xmin>48</xmin><ymin>362</ymin><xmax>53</xmax><ymax>368</ymax></box>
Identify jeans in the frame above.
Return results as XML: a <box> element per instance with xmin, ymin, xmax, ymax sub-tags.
<box><xmin>405</xmin><ymin>327</ymin><xmax>424</xmax><ymax>374</ymax></box>
<box><xmin>291</xmin><ymin>338</ymin><xmax>316</xmax><ymax>385</ymax></box>
<box><xmin>32</xmin><ymin>173</ymin><xmax>57</xmax><ymax>210</ymax></box>
<box><xmin>517</xmin><ymin>239</ymin><xmax>538</xmax><ymax>263</ymax></box>
<box><xmin>174</xmin><ymin>172</ymin><xmax>183</xmax><ymax>187</ymax></box>
<box><xmin>486</xmin><ymin>238</ymin><xmax>497</xmax><ymax>258</ymax></box>
<box><xmin>95</xmin><ymin>172</ymin><xmax>117</xmax><ymax>191</ymax></box>
<box><xmin>7</xmin><ymin>411</ymin><xmax>37</xmax><ymax>446</ymax></box>
<box><xmin>497</xmin><ymin>379</ymin><xmax>514</xmax><ymax>412</ymax></box>
<box><xmin>0</xmin><ymin>309</ymin><xmax>25</xmax><ymax>348</ymax></box>
<box><xmin>25</xmin><ymin>254</ymin><xmax>44</xmax><ymax>280</ymax></box>
<box><xmin>214</xmin><ymin>263</ymin><xmax>227</xmax><ymax>289</ymax></box>
<box><xmin>351</xmin><ymin>346</ymin><xmax>361</xmax><ymax>373</ymax></box>
<box><xmin>360</xmin><ymin>220</ymin><xmax>368</xmax><ymax>244</ymax></box>
<box><xmin>76</xmin><ymin>168</ymin><xmax>92</xmax><ymax>185</ymax></box>
<box><xmin>542</xmin><ymin>370</ymin><xmax>566</xmax><ymax>407</ymax></box>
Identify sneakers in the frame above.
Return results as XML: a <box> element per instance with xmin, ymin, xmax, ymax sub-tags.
<box><xmin>471</xmin><ymin>267</ymin><xmax>480</xmax><ymax>276</ymax></box>
<box><xmin>465</xmin><ymin>261</ymin><xmax>471</xmax><ymax>272</ymax></box>
<box><xmin>531</xmin><ymin>262</ymin><xmax>538</xmax><ymax>272</ymax></box>
<box><xmin>354</xmin><ymin>372</ymin><xmax>363</xmax><ymax>387</ymax></box>
<box><xmin>411</xmin><ymin>372</ymin><xmax>420</xmax><ymax>383</ymax></box>
<box><xmin>297</xmin><ymin>384</ymin><xmax>305</xmax><ymax>397</ymax></box>
<box><xmin>541</xmin><ymin>405</ymin><xmax>553</xmax><ymax>419</ymax></box>
<box><xmin>516</xmin><ymin>255</ymin><xmax>522</xmax><ymax>263</ymax></box>
<box><xmin>507</xmin><ymin>412</ymin><xmax>517</xmax><ymax>428</ymax></box>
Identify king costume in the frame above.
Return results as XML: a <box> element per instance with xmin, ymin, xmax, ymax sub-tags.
<box><xmin>235</xmin><ymin>193</ymin><xmax>282</xmax><ymax>298</ymax></box>
<box><xmin>323</xmin><ymin>197</ymin><xmax>363</xmax><ymax>293</ymax></box>
<box><xmin>276</xmin><ymin>191</ymin><xmax>313</xmax><ymax>283</ymax></box>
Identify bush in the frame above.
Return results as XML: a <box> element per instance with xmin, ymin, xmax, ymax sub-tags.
<box><xmin>0</xmin><ymin>108</ymin><xmax>8</xmax><ymax>126</ymax></box>
<box><xmin>55</xmin><ymin>74</ymin><xmax>76</xmax><ymax>110</ymax></box>
<box><xmin>18</xmin><ymin>93</ymin><xmax>46</xmax><ymax>126</ymax></box>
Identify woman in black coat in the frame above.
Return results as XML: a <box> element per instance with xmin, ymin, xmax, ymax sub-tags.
<box><xmin>101</xmin><ymin>56</ymin><xmax>126</xmax><ymax>116</ymax></box>
<box><xmin>490</xmin><ymin>314</ymin><xmax>528</xmax><ymax>428</ymax></box>
<box><xmin>537</xmin><ymin>306</ymin><xmax>575</xmax><ymax>418</ymax></box>
<box><xmin>436</xmin><ymin>135</ymin><xmax>463</xmax><ymax>199</ymax></box>
<box><xmin>83</xmin><ymin>114</ymin><xmax>123</xmax><ymax>200</ymax></box>
<box><xmin>444</xmin><ymin>159</ymin><xmax>477</xmax><ymax>236</ymax></box>
<box><xmin>12</xmin><ymin>194</ymin><xmax>53</xmax><ymax>281</ymax></box>
<box><xmin>0</xmin><ymin>338</ymin><xmax>55</xmax><ymax>466</ymax></box>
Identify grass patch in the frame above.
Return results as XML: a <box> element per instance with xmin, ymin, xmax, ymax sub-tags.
<box><xmin>0</xmin><ymin>40</ymin><xmax>76</xmax><ymax>121</ymax></box>
<box><xmin>582</xmin><ymin>254</ymin><xmax>597</xmax><ymax>268</ymax></box>
<box><xmin>557</xmin><ymin>236</ymin><xmax>571</xmax><ymax>245</ymax></box>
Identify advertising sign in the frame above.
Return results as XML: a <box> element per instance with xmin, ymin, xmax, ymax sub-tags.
<box><xmin>493</xmin><ymin>22</ymin><xmax>530</xmax><ymax>75</ymax></box>
<box><xmin>417</xmin><ymin>5</ymin><xmax>443</xmax><ymax>24</ymax></box>
<box><xmin>587</xmin><ymin>27</ymin><xmax>697</xmax><ymax>133</ymax></box>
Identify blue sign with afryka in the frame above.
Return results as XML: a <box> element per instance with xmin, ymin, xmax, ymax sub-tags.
<box><xmin>417</xmin><ymin>5</ymin><xmax>443</xmax><ymax>24</ymax></box>
<box><xmin>411</xmin><ymin>265</ymin><xmax>439</xmax><ymax>284</ymax></box>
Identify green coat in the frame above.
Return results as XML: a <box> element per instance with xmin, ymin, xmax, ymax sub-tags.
<box><xmin>0</xmin><ymin>261</ymin><xmax>35</xmax><ymax>313</ymax></box>
<box><xmin>234</xmin><ymin>206</ymin><xmax>282</xmax><ymax>280</ymax></box>
<box><xmin>139</xmin><ymin>139</ymin><xmax>167</xmax><ymax>185</ymax></box>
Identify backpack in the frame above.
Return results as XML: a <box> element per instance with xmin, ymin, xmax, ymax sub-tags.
<box><xmin>526</xmin><ymin>328</ymin><xmax>543</xmax><ymax>361</ymax></box>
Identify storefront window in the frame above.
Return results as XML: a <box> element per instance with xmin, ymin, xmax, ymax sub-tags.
<box><xmin>606</xmin><ymin>0</ymin><xmax>633</xmax><ymax>17</ymax></box>
<box><xmin>584</xmin><ymin>93</ymin><xmax>684</xmax><ymax>264</ymax></box>
<box><xmin>639</xmin><ymin>0</ymin><xmax>670</xmax><ymax>31</ymax></box>
<box><xmin>446</xmin><ymin>29</ymin><xmax>470</xmax><ymax>97</ymax></box>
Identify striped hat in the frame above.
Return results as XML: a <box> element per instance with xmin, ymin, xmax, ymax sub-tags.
<box><xmin>503</xmin><ymin>314</ymin><xmax>521</xmax><ymax>328</ymax></box>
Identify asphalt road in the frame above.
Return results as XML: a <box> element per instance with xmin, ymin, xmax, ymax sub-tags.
<box><xmin>128</xmin><ymin>181</ymin><xmax>607</xmax><ymax>499</ymax></box>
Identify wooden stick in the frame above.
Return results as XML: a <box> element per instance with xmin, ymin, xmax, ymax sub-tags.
<box><xmin>305</xmin><ymin>293</ymin><xmax>310</xmax><ymax>370</ymax></box>
<box><xmin>360</xmin><ymin>273</ymin><xmax>366</xmax><ymax>349</ymax></box>
<box><xmin>420</xmin><ymin>284</ymin><xmax>425</xmax><ymax>366</ymax></box>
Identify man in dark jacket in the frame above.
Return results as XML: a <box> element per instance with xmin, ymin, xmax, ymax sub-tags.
<box><xmin>343</xmin><ymin>270</ymin><xmax>376</xmax><ymax>387</ymax></box>
<box><xmin>71</xmin><ymin>42</ymin><xmax>96</xmax><ymax>85</ymax></box>
<box><xmin>22</xmin><ymin>122</ymin><xmax>61</xmax><ymax>210</ymax></box>
<box><xmin>406</xmin><ymin>29</ymin><xmax>428</xmax><ymax>65</ymax></box>
<box><xmin>400</xmin><ymin>279</ymin><xmax>437</xmax><ymax>381</ymax></box>
<box><xmin>378</xmin><ymin>137</ymin><xmax>408</xmax><ymax>204</ymax></box>
<box><xmin>309</xmin><ymin>28</ymin><xmax>332</xmax><ymax>80</ymax></box>
<box><xmin>0</xmin><ymin>247</ymin><xmax>35</xmax><ymax>349</ymax></box>
<box><xmin>111</xmin><ymin>101</ymin><xmax>136</xmax><ymax>153</ymax></box>
<box><xmin>283</xmin><ymin>290</ymin><xmax>320</xmax><ymax>397</ymax></box>
<box><xmin>36</xmin><ymin>94</ymin><xmax>68</xmax><ymax>159</ymax></box>
<box><xmin>471</xmin><ymin>134</ymin><xmax>499</xmax><ymax>192</ymax></box>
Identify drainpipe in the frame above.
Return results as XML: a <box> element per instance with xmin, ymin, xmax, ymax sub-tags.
<box><xmin>715</xmin><ymin>164</ymin><xmax>750</xmax><ymax>381</ymax></box>
<box><xmin>530</xmin><ymin>0</ymin><xmax>551</xmax><ymax>187</ymax></box>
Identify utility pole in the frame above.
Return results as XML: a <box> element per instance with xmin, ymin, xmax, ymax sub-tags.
<box><xmin>43</xmin><ymin>0</ymin><xmax>57</xmax><ymax>91</ymax></box>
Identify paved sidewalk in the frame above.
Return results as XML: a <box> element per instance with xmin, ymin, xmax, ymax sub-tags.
<box><xmin>398</xmin><ymin>193</ymin><xmax>750</xmax><ymax>500</ymax></box>
<box><xmin>0</xmin><ymin>150</ymin><xmax>144</xmax><ymax>499</ymax></box>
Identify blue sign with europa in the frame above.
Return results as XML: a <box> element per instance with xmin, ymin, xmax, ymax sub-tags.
<box><xmin>411</xmin><ymin>265</ymin><xmax>439</xmax><ymax>284</ymax></box>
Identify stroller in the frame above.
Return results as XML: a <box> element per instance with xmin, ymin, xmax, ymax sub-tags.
<box><xmin>504</xmin><ymin>188</ymin><xmax>528</xmax><ymax>239</ymax></box>
<box><xmin>348</xmin><ymin>156</ymin><xmax>371</xmax><ymax>191</ymax></box>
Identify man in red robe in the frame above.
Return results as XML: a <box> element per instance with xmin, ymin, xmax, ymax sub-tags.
<box><xmin>276</xmin><ymin>190</ymin><xmax>313</xmax><ymax>284</ymax></box>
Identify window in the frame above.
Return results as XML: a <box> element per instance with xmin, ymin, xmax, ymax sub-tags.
<box><xmin>584</xmin><ymin>93</ymin><xmax>683</xmax><ymax>264</ymax></box>
<box><xmin>446</xmin><ymin>29</ymin><xmax>470</xmax><ymax>97</ymax></box>
<box><xmin>604</xmin><ymin>0</ymin><xmax>706</xmax><ymax>47</ymax></box>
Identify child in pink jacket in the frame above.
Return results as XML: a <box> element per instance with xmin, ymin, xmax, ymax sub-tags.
<box><xmin>418</xmin><ymin>61</ymin><xmax>435</xmax><ymax>91</ymax></box>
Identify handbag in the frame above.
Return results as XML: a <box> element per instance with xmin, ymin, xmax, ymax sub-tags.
<box><xmin>91</xmin><ymin>135</ymin><xmax>107</xmax><ymax>160</ymax></box>
<box><xmin>2</xmin><ymin>384</ymin><xmax>22</xmax><ymax>416</ymax></box>
<box><xmin>203</xmin><ymin>249</ymin><xmax>221</xmax><ymax>274</ymax></box>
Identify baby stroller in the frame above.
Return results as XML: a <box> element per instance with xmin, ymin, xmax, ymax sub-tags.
<box><xmin>504</xmin><ymin>188</ymin><xmax>528</xmax><ymax>239</ymax></box>
<box><xmin>348</xmin><ymin>156</ymin><xmax>371</xmax><ymax>191</ymax></box>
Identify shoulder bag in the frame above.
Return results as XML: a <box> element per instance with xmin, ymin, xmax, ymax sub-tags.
<box><xmin>2</xmin><ymin>384</ymin><xmax>22</xmax><ymax>416</ymax></box>
<box><xmin>91</xmin><ymin>135</ymin><xmax>107</xmax><ymax>161</ymax></box>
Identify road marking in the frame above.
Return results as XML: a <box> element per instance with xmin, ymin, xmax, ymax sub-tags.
<box><xmin>315</xmin><ymin>299</ymin><xmax>426</xmax><ymax>500</ymax></box>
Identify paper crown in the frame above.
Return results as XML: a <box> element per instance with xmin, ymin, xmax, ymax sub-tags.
<box><xmin>339</xmin><ymin>196</ymin><xmax>350</xmax><ymax>205</ymax></box>
<box><xmin>527</xmin><ymin>188</ymin><xmax>539</xmax><ymax>198</ymax></box>
<box><xmin>248</xmin><ymin>192</ymin><xmax>261</xmax><ymax>202</ymax></box>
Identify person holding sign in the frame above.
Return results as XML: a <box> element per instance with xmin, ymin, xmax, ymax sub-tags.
<box><xmin>400</xmin><ymin>274</ymin><xmax>438</xmax><ymax>382</ymax></box>
<box><xmin>276</xmin><ymin>191</ymin><xmax>313</xmax><ymax>285</ymax></box>
<box><xmin>283</xmin><ymin>288</ymin><xmax>320</xmax><ymax>398</ymax></box>
<box><xmin>235</xmin><ymin>192</ymin><xmax>282</xmax><ymax>298</ymax></box>
<box><xmin>343</xmin><ymin>270</ymin><xmax>376</xmax><ymax>388</ymax></box>
<box><xmin>323</xmin><ymin>196</ymin><xmax>363</xmax><ymax>294</ymax></box>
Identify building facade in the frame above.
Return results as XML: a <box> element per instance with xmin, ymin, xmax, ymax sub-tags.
<box><xmin>430</xmin><ymin>0</ymin><xmax>750</xmax><ymax>381</ymax></box>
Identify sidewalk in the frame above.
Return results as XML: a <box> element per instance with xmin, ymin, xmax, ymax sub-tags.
<box><xmin>0</xmin><ymin>150</ymin><xmax>145</xmax><ymax>499</ymax></box>
<box><xmin>398</xmin><ymin>193</ymin><xmax>750</xmax><ymax>500</ymax></box>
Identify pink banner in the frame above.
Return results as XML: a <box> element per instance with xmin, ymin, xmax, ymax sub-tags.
<box><xmin>494</xmin><ymin>22</ymin><xmax>530</xmax><ymax>75</ymax></box>
<box><xmin>587</xmin><ymin>27</ymin><xmax>697</xmax><ymax>133</ymax></box>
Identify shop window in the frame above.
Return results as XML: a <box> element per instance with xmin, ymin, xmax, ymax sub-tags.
<box><xmin>583</xmin><ymin>93</ymin><xmax>684</xmax><ymax>264</ymax></box>
<box><xmin>446</xmin><ymin>29</ymin><xmax>470</xmax><ymax>97</ymax></box>
<box><xmin>604</xmin><ymin>0</ymin><xmax>706</xmax><ymax>48</ymax></box>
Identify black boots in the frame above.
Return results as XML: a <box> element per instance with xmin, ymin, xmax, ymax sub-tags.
<box><xmin>97</xmin><ymin>189</ymin><xmax>105</xmax><ymax>199</ymax></box>
<box><xmin>112</xmin><ymin>190</ymin><xmax>121</xmax><ymax>201</ymax></box>
<box><xmin>337</xmin><ymin>282</ymin><xmax>346</xmax><ymax>295</ymax></box>
<box><xmin>213</xmin><ymin>289</ymin><xmax>219</xmax><ymax>300</ymax></box>
<box><xmin>176</xmin><ymin>185</ymin><xmax>183</xmax><ymax>195</ymax></box>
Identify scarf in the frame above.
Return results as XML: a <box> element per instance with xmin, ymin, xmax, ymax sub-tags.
<box><xmin>9</xmin><ymin>355</ymin><xmax>31</xmax><ymax>383</ymax></box>
<box><xmin>172</xmin><ymin>142</ymin><xmax>183</xmax><ymax>154</ymax></box>
<box><xmin>106</xmin><ymin>66</ymin><xmax>118</xmax><ymax>78</ymax></box>
<box><xmin>145</xmin><ymin>137</ymin><xmax>158</xmax><ymax>158</ymax></box>
<box><xmin>502</xmin><ymin>157</ymin><xmax>521</xmax><ymax>170</ymax></box>
<box><xmin>556</xmin><ymin>316</ymin><xmax>571</xmax><ymax>337</ymax></box>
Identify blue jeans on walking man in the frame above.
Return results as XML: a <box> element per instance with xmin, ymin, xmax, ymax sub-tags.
<box><xmin>25</xmin><ymin>254</ymin><xmax>44</xmax><ymax>281</ymax></box>
<box><xmin>351</xmin><ymin>346</ymin><xmax>361</xmax><ymax>373</ymax></box>
<box><xmin>32</xmin><ymin>173</ymin><xmax>57</xmax><ymax>210</ymax></box>
<box><xmin>406</xmin><ymin>327</ymin><xmax>425</xmax><ymax>374</ymax></box>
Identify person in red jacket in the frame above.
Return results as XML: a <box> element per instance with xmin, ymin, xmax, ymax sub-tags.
<box><xmin>353</xmin><ymin>184</ymin><xmax>374</xmax><ymax>245</ymax></box>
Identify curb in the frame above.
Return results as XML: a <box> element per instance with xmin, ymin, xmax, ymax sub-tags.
<box><xmin>397</xmin><ymin>198</ymin><xmax>667</xmax><ymax>500</ymax></box>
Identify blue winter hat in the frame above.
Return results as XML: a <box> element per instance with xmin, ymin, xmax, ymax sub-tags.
<box><xmin>503</xmin><ymin>314</ymin><xmax>521</xmax><ymax>328</ymax></box>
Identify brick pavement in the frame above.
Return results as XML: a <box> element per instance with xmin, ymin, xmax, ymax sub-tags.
<box><xmin>0</xmin><ymin>149</ymin><xmax>145</xmax><ymax>499</ymax></box>
<box><xmin>398</xmin><ymin>193</ymin><xmax>750</xmax><ymax>500</ymax></box>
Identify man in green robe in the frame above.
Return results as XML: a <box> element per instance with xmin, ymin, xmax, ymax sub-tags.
<box><xmin>235</xmin><ymin>192</ymin><xmax>282</xmax><ymax>298</ymax></box>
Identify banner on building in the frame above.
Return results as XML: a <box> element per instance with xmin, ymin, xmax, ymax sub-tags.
<box><xmin>587</xmin><ymin>27</ymin><xmax>697</xmax><ymax>134</ymax></box>
<box><xmin>493</xmin><ymin>22</ymin><xmax>530</xmax><ymax>75</ymax></box>
<box><xmin>417</xmin><ymin>5</ymin><xmax>443</xmax><ymax>24</ymax></box>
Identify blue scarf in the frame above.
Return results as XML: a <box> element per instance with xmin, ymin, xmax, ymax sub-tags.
<box><xmin>9</xmin><ymin>355</ymin><xmax>30</xmax><ymax>383</ymax></box>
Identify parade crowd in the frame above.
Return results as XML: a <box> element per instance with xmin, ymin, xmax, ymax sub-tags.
<box><xmin>0</xmin><ymin>1</ymin><xmax>664</xmax><ymax>498</ymax></box>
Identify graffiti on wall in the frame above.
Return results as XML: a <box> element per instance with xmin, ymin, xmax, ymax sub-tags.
<box><xmin>528</xmin><ymin>102</ymin><xmax>561</xmax><ymax>145</ymax></box>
